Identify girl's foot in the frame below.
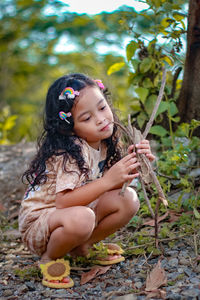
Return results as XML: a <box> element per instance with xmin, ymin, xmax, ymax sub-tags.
<box><xmin>69</xmin><ymin>244</ymin><xmax>90</xmax><ymax>258</ymax></box>
<box><xmin>38</xmin><ymin>253</ymin><xmax>52</xmax><ymax>267</ymax></box>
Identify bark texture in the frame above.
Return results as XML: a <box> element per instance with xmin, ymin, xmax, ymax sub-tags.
<box><xmin>177</xmin><ymin>0</ymin><xmax>200</xmax><ymax>128</ymax></box>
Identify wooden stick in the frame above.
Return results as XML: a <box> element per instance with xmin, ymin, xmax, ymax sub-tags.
<box><xmin>117</xmin><ymin>67</ymin><xmax>167</xmax><ymax>248</ymax></box>
<box><xmin>143</xmin><ymin>67</ymin><xmax>167</xmax><ymax>139</ymax></box>
<box><xmin>141</xmin><ymin>179</ymin><xmax>155</xmax><ymax>219</ymax></box>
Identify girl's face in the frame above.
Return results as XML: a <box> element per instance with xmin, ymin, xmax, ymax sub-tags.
<box><xmin>71</xmin><ymin>86</ymin><xmax>114</xmax><ymax>149</ymax></box>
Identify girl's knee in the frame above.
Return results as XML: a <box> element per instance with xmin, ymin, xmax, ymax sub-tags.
<box><xmin>122</xmin><ymin>187</ymin><xmax>140</xmax><ymax>216</ymax></box>
<box><xmin>64</xmin><ymin>207</ymin><xmax>96</xmax><ymax>239</ymax></box>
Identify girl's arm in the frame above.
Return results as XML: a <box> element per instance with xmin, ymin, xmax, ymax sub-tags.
<box><xmin>56</xmin><ymin>152</ymin><xmax>140</xmax><ymax>209</ymax></box>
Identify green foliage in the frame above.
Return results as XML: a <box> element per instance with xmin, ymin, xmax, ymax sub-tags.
<box><xmin>155</xmin><ymin>119</ymin><xmax>200</xmax><ymax>210</ymax></box>
<box><xmin>0</xmin><ymin>0</ymin><xmax>134</xmax><ymax>143</ymax></box>
<box><xmin>0</xmin><ymin>106</ymin><xmax>18</xmax><ymax>144</ymax></box>
<box><xmin>106</xmin><ymin>0</ymin><xmax>187</xmax><ymax>132</ymax></box>
<box><xmin>14</xmin><ymin>267</ymin><xmax>41</xmax><ymax>281</ymax></box>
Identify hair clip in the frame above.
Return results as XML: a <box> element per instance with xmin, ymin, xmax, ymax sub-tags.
<box><xmin>59</xmin><ymin>111</ymin><xmax>72</xmax><ymax>124</ymax></box>
<box><xmin>94</xmin><ymin>79</ymin><xmax>105</xmax><ymax>90</ymax></box>
<box><xmin>59</xmin><ymin>87</ymin><xmax>80</xmax><ymax>100</ymax></box>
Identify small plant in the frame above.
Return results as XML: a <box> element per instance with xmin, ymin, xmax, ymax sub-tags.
<box><xmin>14</xmin><ymin>266</ymin><xmax>41</xmax><ymax>281</ymax></box>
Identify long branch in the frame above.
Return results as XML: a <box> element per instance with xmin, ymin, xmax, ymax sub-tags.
<box><xmin>143</xmin><ymin>67</ymin><xmax>167</xmax><ymax>139</ymax></box>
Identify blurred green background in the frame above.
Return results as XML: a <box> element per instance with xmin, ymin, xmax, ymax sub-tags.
<box><xmin>0</xmin><ymin>0</ymin><xmax>189</xmax><ymax>144</ymax></box>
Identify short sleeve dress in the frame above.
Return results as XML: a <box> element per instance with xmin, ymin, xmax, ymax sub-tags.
<box><xmin>18</xmin><ymin>139</ymin><xmax>107</xmax><ymax>256</ymax></box>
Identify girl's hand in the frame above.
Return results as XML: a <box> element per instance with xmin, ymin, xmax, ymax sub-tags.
<box><xmin>128</xmin><ymin>140</ymin><xmax>156</xmax><ymax>162</ymax></box>
<box><xmin>103</xmin><ymin>152</ymin><xmax>140</xmax><ymax>190</ymax></box>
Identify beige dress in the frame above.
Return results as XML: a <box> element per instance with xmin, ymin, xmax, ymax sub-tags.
<box><xmin>18</xmin><ymin>139</ymin><xmax>107</xmax><ymax>256</ymax></box>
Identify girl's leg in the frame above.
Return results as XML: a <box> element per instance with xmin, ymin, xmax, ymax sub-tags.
<box><xmin>72</xmin><ymin>187</ymin><xmax>140</xmax><ymax>256</ymax></box>
<box><xmin>40</xmin><ymin>206</ymin><xmax>95</xmax><ymax>262</ymax></box>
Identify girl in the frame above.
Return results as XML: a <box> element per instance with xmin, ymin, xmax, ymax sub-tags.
<box><xmin>19</xmin><ymin>73</ymin><xmax>155</xmax><ymax>288</ymax></box>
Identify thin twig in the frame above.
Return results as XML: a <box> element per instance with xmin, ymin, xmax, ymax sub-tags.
<box><xmin>126</xmin><ymin>234</ymin><xmax>190</xmax><ymax>251</ymax></box>
<box><xmin>193</xmin><ymin>233</ymin><xmax>198</xmax><ymax>256</ymax></box>
<box><xmin>154</xmin><ymin>198</ymin><xmax>161</xmax><ymax>248</ymax></box>
<box><xmin>141</xmin><ymin>179</ymin><xmax>155</xmax><ymax>219</ymax></box>
<box><xmin>143</xmin><ymin>67</ymin><xmax>167</xmax><ymax>139</ymax></box>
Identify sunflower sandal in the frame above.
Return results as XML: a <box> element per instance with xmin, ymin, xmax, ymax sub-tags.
<box><xmin>40</xmin><ymin>259</ymin><xmax>74</xmax><ymax>289</ymax></box>
<box><xmin>88</xmin><ymin>243</ymin><xmax>125</xmax><ymax>265</ymax></box>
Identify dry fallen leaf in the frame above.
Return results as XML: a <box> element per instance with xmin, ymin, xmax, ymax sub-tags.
<box><xmin>146</xmin><ymin>289</ymin><xmax>166</xmax><ymax>299</ymax></box>
<box><xmin>81</xmin><ymin>265</ymin><xmax>111</xmax><ymax>285</ymax></box>
<box><xmin>145</xmin><ymin>260</ymin><xmax>167</xmax><ymax>291</ymax></box>
<box><xmin>0</xmin><ymin>203</ymin><xmax>5</xmax><ymax>211</ymax></box>
<box><xmin>143</xmin><ymin>212</ymin><xmax>169</xmax><ymax>226</ymax></box>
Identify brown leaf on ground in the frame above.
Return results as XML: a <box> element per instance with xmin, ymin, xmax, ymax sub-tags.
<box><xmin>146</xmin><ymin>289</ymin><xmax>166</xmax><ymax>299</ymax></box>
<box><xmin>80</xmin><ymin>265</ymin><xmax>111</xmax><ymax>285</ymax></box>
<box><xmin>168</xmin><ymin>210</ymin><xmax>182</xmax><ymax>222</ymax></box>
<box><xmin>195</xmin><ymin>255</ymin><xmax>200</xmax><ymax>262</ymax></box>
<box><xmin>0</xmin><ymin>203</ymin><xmax>5</xmax><ymax>211</ymax></box>
<box><xmin>143</xmin><ymin>212</ymin><xmax>169</xmax><ymax>226</ymax></box>
<box><xmin>145</xmin><ymin>260</ymin><xmax>167</xmax><ymax>291</ymax></box>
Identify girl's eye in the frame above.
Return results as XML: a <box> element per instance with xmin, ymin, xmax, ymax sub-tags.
<box><xmin>83</xmin><ymin>116</ymin><xmax>91</xmax><ymax>121</ymax></box>
<box><xmin>100</xmin><ymin>106</ymin><xmax>106</xmax><ymax>111</ymax></box>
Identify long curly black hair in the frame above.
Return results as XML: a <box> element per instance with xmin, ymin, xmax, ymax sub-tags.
<box><xmin>22</xmin><ymin>73</ymin><xmax>123</xmax><ymax>189</ymax></box>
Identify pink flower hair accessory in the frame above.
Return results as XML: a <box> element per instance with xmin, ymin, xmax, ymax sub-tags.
<box><xmin>59</xmin><ymin>111</ymin><xmax>72</xmax><ymax>124</ymax></box>
<box><xmin>94</xmin><ymin>79</ymin><xmax>105</xmax><ymax>90</ymax></box>
<box><xmin>59</xmin><ymin>87</ymin><xmax>80</xmax><ymax>100</ymax></box>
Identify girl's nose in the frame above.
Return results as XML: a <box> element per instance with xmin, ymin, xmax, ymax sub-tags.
<box><xmin>96</xmin><ymin>115</ymin><xmax>104</xmax><ymax>125</ymax></box>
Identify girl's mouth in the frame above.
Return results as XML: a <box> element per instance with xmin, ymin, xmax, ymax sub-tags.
<box><xmin>100</xmin><ymin>123</ymin><xmax>111</xmax><ymax>131</ymax></box>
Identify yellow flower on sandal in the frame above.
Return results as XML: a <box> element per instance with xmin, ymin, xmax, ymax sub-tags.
<box><xmin>40</xmin><ymin>259</ymin><xmax>74</xmax><ymax>288</ymax></box>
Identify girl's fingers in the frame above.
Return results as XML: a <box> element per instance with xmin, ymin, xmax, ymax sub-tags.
<box><xmin>125</xmin><ymin>157</ymin><xmax>138</xmax><ymax>166</ymax></box>
<box><xmin>122</xmin><ymin>152</ymin><xmax>136</xmax><ymax>163</ymax></box>
<box><xmin>136</xmin><ymin>144</ymin><xmax>149</xmax><ymax>149</ymax></box>
<box><xmin>128</xmin><ymin>144</ymin><xmax>135</xmax><ymax>154</ymax></box>
<box><xmin>127</xmin><ymin>173</ymin><xmax>140</xmax><ymax>180</ymax></box>
<box><xmin>127</xmin><ymin>162</ymin><xmax>140</xmax><ymax>172</ymax></box>
<box><xmin>146</xmin><ymin>153</ymin><xmax>156</xmax><ymax>161</ymax></box>
<box><xmin>137</xmin><ymin>149</ymin><xmax>151</xmax><ymax>154</ymax></box>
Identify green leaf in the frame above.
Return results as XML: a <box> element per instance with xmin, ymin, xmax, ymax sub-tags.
<box><xmin>191</xmin><ymin>119</ymin><xmax>200</xmax><ymax>130</ymax></box>
<box><xmin>176</xmin><ymin>123</ymin><xmax>190</xmax><ymax>137</ymax></box>
<box><xmin>149</xmin><ymin>125</ymin><xmax>168</xmax><ymax>137</ymax></box>
<box><xmin>140</xmin><ymin>57</ymin><xmax>152</xmax><ymax>73</ymax></box>
<box><xmin>131</xmin><ymin>59</ymin><xmax>139</xmax><ymax>71</ymax></box>
<box><xmin>161</xmin><ymin>18</ymin><xmax>174</xmax><ymax>28</ymax></box>
<box><xmin>193</xmin><ymin>208</ymin><xmax>200</xmax><ymax>219</ymax></box>
<box><xmin>107</xmin><ymin>62</ymin><xmax>125</xmax><ymax>76</ymax></box>
<box><xmin>126</xmin><ymin>41</ymin><xmax>138</xmax><ymax>62</ymax></box>
<box><xmin>145</xmin><ymin>95</ymin><xmax>157</xmax><ymax>116</ymax></box>
<box><xmin>173</xmin><ymin>13</ymin><xmax>185</xmax><ymax>22</ymax></box>
<box><xmin>143</xmin><ymin>78</ymin><xmax>153</xmax><ymax>88</ymax></box>
<box><xmin>155</xmin><ymin>101</ymin><xmax>169</xmax><ymax>118</ymax></box>
<box><xmin>152</xmin><ymin>0</ymin><xmax>161</xmax><ymax>8</ymax></box>
<box><xmin>137</xmin><ymin>111</ymin><xmax>147</xmax><ymax>129</ymax></box>
<box><xmin>169</xmin><ymin>102</ymin><xmax>178</xmax><ymax>116</ymax></box>
<box><xmin>135</xmin><ymin>87</ymin><xmax>149</xmax><ymax>103</ymax></box>
<box><xmin>170</xmin><ymin>116</ymin><xmax>180</xmax><ymax>123</ymax></box>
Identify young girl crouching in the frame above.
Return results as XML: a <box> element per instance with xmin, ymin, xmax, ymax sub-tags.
<box><xmin>19</xmin><ymin>73</ymin><xmax>155</xmax><ymax>288</ymax></box>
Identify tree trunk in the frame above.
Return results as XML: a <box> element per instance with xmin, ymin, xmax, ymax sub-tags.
<box><xmin>177</xmin><ymin>0</ymin><xmax>200</xmax><ymax>130</ymax></box>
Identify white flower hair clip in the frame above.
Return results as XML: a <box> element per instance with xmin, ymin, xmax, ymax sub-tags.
<box><xmin>59</xmin><ymin>87</ymin><xmax>80</xmax><ymax>100</ymax></box>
